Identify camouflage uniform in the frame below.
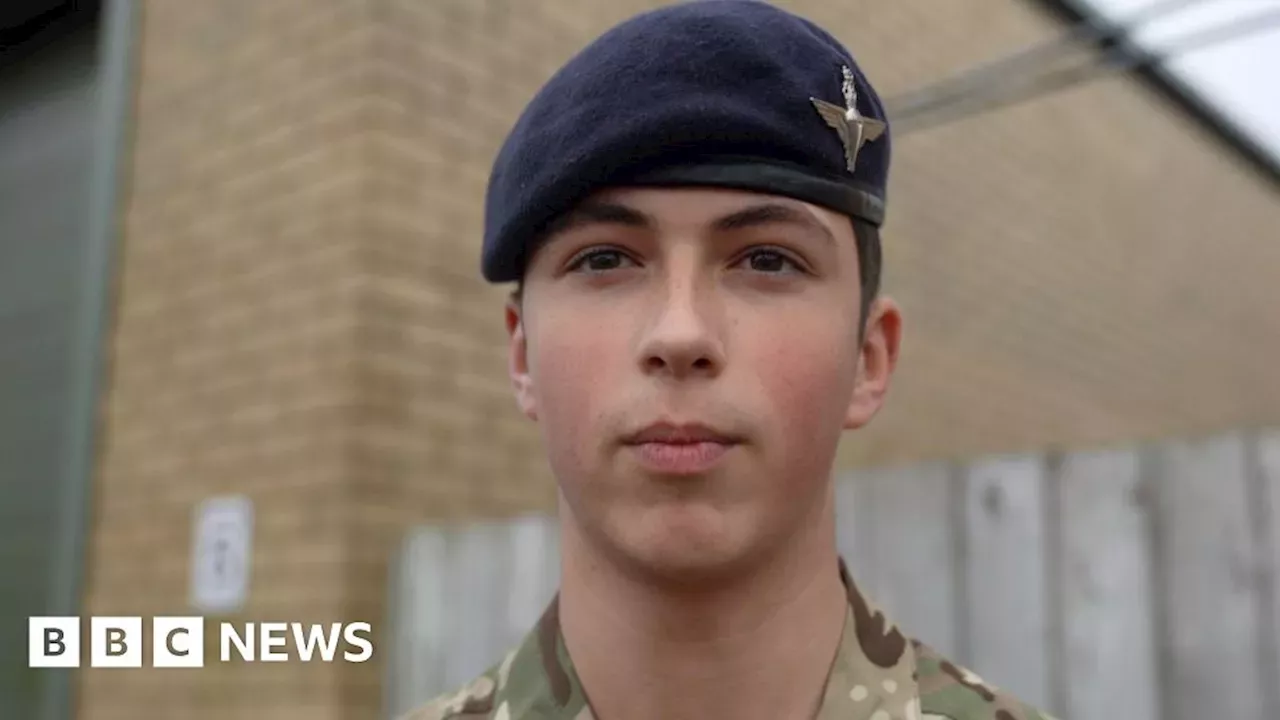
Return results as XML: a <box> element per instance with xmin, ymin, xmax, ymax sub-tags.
<box><xmin>396</xmin><ymin>561</ymin><xmax>1056</xmax><ymax>720</ymax></box>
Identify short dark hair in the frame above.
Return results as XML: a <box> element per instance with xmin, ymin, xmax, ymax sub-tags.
<box><xmin>511</xmin><ymin>218</ymin><xmax>882</xmax><ymax>328</ymax></box>
<box><xmin>850</xmin><ymin>217</ymin><xmax>882</xmax><ymax>324</ymax></box>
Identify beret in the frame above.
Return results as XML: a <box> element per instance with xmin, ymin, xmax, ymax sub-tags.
<box><xmin>481</xmin><ymin>0</ymin><xmax>891</xmax><ymax>283</ymax></box>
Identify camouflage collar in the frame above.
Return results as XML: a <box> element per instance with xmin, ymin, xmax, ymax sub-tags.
<box><xmin>466</xmin><ymin>559</ymin><xmax>922</xmax><ymax>720</ymax></box>
<box><xmin>404</xmin><ymin>560</ymin><xmax>1058</xmax><ymax>720</ymax></box>
<box><xmin>816</xmin><ymin>561</ymin><xmax>921</xmax><ymax>720</ymax></box>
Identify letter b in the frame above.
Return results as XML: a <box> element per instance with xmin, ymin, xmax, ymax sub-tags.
<box><xmin>46</xmin><ymin>628</ymin><xmax>66</xmax><ymax>656</ymax></box>
<box><xmin>91</xmin><ymin>617</ymin><xmax>142</xmax><ymax>668</ymax></box>
<box><xmin>29</xmin><ymin>618</ymin><xmax>80</xmax><ymax>668</ymax></box>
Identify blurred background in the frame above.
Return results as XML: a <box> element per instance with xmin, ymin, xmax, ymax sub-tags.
<box><xmin>1</xmin><ymin>0</ymin><xmax>1278</xmax><ymax>719</ymax></box>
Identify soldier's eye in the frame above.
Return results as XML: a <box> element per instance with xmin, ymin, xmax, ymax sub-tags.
<box><xmin>566</xmin><ymin>247</ymin><xmax>636</xmax><ymax>273</ymax></box>
<box><xmin>735</xmin><ymin>248</ymin><xmax>804</xmax><ymax>275</ymax></box>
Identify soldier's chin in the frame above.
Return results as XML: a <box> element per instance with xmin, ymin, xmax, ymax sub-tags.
<box><xmin>608</xmin><ymin>523</ymin><xmax>763</xmax><ymax>590</ymax></box>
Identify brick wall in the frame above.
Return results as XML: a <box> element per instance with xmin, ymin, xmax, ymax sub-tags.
<box><xmin>80</xmin><ymin>1</ymin><xmax>375</xmax><ymax>718</ymax></box>
<box><xmin>81</xmin><ymin>0</ymin><xmax>1280</xmax><ymax>718</ymax></box>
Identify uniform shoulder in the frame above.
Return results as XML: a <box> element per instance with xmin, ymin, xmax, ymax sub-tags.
<box><xmin>911</xmin><ymin>639</ymin><xmax>1058</xmax><ymax>720</ymax></box>
<box><xmin>393</xmin><ymin>654</ymin><xmax>507</xmax><ymax>720</ymax></box>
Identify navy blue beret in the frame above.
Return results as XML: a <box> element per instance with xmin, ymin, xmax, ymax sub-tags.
<box><xmin>481</xmin><ymin>0</ymin><xmax>891</xmax><ymax>283</ymax></box>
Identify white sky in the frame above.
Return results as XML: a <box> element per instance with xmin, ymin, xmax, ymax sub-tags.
<box><xmin>1075</xmin><ymin>0</ymin><xmax>1280</xmax><ymax>164</ymax></box>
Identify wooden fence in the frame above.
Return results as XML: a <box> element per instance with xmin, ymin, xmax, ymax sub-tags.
<box><xmin>382</xmin><ymin>428</ymin><xmax>1280</xmax><ymax>720</ymax></box>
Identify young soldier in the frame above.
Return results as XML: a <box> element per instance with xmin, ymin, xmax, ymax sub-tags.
<box><xmin>401</xmin><ymin>2</ymin><xmax>1055</xmax><ymax>719</ymax></box>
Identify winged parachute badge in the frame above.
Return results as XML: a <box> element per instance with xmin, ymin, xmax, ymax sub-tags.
<box><xmin>810</xmin><ymin>65</ymin><xmax>885</xmax><ymax>173</ymax></box>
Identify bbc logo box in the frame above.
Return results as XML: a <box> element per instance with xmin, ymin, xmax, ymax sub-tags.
<box><xmin>30</xmin><ymin>617</ymin><xmax>205</xmax><ymax>668</ymax></box>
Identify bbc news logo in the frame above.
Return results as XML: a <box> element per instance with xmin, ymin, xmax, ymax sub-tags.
<box><xmin>29</xmin><ymin>617</ymin><xmax>374</xmax><ymax>668</ymax></box>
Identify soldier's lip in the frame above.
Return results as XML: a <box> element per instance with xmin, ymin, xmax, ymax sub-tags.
<box><xmin>621</xmin><ymin>421</ymin><xmax>743</xmax><ymax>446</ymax></box>
<box><xmin>627</xmin><ymin>440</ymin><xmax>734</xmax><ymax>475</ymax></box>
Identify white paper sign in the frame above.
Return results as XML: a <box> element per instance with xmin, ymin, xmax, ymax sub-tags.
<box><xmin>190</xmin><ymin>495</ymin><xmax>253</xmax><ymax>613</ymax></box>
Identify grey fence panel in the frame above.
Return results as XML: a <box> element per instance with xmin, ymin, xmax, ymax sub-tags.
<box><xmin>383</xmin><ymin>517</ymin><xmax>560</xmax><ymax>718</ymax></box>
<box><xmin>1153</xmin><ymin>434</ymin><xmax>1265</xmax><ymax>720</ymax></box>
<box><xmin>962</xmin><ymin>455</ymin><xmax>1052</xmax><ymax>710</ymax></box>
<box><xmin>843</xmin><ymin>463</ymin><xmax>960</xmax><ymax>659</ymax></box>
<box><xmin>504</xmin><ymin>514</ymin><xmax>561</xmax><ymax>645</ymax></box>
<box><xmin>1057</xmin><ymin>449</ymin><xmax>1158</xmax><ymax>720</ymax></box>
<box><xmin>444</xmin><ymin>522</ymin><xmax>514</xmax><ymax>689</ymax></box>
<box><xmin>384</xmin><ymin>526</ymin><xmax>449</xmax><ymax>719</ymax></box>
<box><xmin>1257</xmin><ymin>430</ymin><xmax>1280</xmax><ymax>713</ymax></box>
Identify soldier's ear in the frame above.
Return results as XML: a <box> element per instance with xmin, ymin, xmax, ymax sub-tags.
<box><xmin>844</xmin><ymin>296</ymin><xmax>901</xmax><ymax>430</ymax></box>
<box><xmin>506</xmin><ymin>294</ymin><xmax>538</xmax><ymax>421</ymax></box>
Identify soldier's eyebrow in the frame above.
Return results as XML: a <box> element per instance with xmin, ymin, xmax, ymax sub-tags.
<box><xmin>710</xmin><ymin>202</ymin><xmax>835</xmax><ymax>246</ymax></box>
<box><xmin>545</xmin><ymin>201</ymin><xmax>654</xmax><ymax>237</ymax></box>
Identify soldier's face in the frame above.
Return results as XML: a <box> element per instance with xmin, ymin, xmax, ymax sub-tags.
<box><xmin>508</xmin><ymin>187</ymin><xmax>901</xmax><ymax>581</ymax></box>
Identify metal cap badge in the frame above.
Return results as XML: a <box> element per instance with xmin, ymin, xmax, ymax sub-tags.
<box><xmin>811</xmin><ymin>66</ymin><xmax>886</xmax><ymax>173</ymax></box>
